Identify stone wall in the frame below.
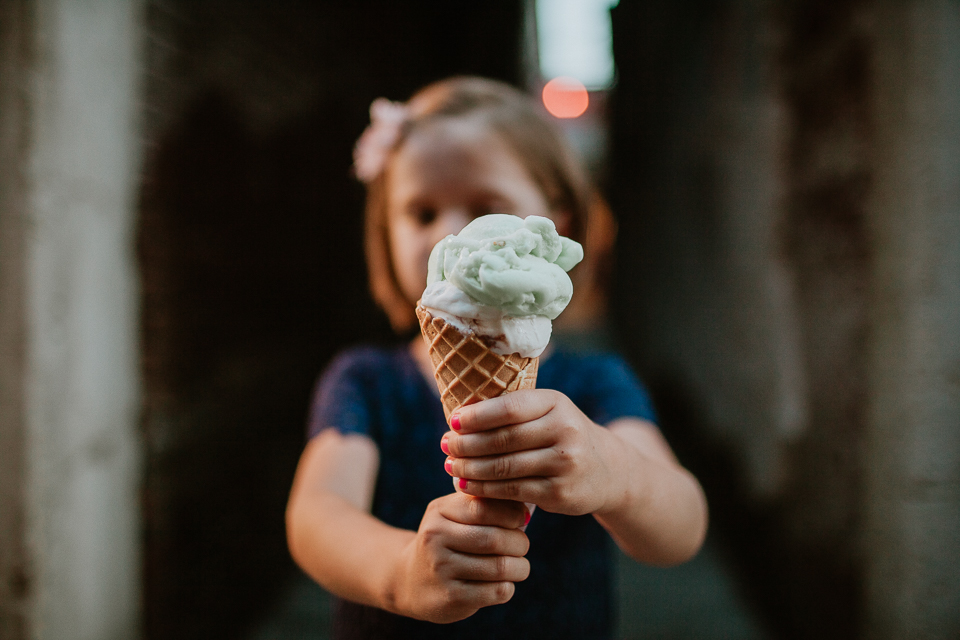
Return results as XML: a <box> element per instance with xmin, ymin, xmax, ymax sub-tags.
<box><xmin>865</xmin><ymin>3</ymin><xmax>960</xmax><ymax>637</ymax></box>
<box><xmin>0</xmin><ymin>1</ymin><xmax>31</xmax><ymax>635</ymax></box>
<box><xmin>608</xmin><ymin>0</ymin><xmax>960</xmax><ymax>637</ymax></box>
<box><xmin>0</xmin><ymin>0</ymin><xmax>144</xmax><ymax>638</ymax></box>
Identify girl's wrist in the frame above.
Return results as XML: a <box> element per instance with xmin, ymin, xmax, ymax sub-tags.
<box><xmin>376</xmin><ymin>529</ymin><xmax>417</xmax><ymax>616</ymax></box>
<box><xmin>592</xmin><ymin>424</ymin><xmax>647</xmax><ymax>519</ymax></box>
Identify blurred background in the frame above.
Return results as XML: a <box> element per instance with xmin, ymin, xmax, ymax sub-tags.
<box><xmin>1</xmin><ymin>1</ymin><xmax>958</xmax><ymax>639</ymax></box>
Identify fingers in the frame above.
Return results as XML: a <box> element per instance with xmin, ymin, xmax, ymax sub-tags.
<box><xmin>441</xmin><ymin>520</ymin><xmax>530</xmax><ymax>557</ymax></box>
<box><xmin>410</xmin><ymin>495</ymin><xmax>532</xmax><ymax>623</ymax></box>
<box><xmin>455</xmin><ymin>553</ymin><xmax>530</xmax><ymax>583</ymax></box>
<box><xmin>452</xmin><ymin>390</ymin><xmax>559</xmax><ymax>434</ymax></box>
<box><xmin>453</xmin><ymin>476</ymin><xmax>554</xmax><ymax>507</ymax></box>
<box><xmin>428</xmin><ymin>497</ymin><xmax>530</xmax><ymax>599</ymax></box>
<box><xmin>455</xmin><ymin>580</ymin><xmax>517</xmax><ymax>610</ymax></box>
<box><xmin>443</xmin><ymin>417</ymin><xmax>555</xmax><ymax>458</ymax></box>
<box><xmin>446</xmin><ymin>448</ymin><xmax>561</xmax><ymax>482</ymax></box>
<box><xmin>438</xmin><ymin>494</ymin><xmax>530</xmax><ymax>530</ymax></box>
<box><xmin>430</xmin><ymin>494</ymin><xmax>530</xmax><ymax>555</ymax></box>
<box><xmin>418</xmin><ymin>576</ymin><xmax>519</xmax><ymax>623</ymax></box>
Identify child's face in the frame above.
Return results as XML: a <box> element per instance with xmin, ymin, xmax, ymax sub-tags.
<box><xmin>386</xmin><ymin>120</ymin><xmax>565</xmax><ymax>306</ymax></box>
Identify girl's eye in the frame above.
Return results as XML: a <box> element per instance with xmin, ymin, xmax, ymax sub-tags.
<box><xmin>411</xmin><ymin>207</ymin><xmax>437</xmax><ymax>226</ymax></box>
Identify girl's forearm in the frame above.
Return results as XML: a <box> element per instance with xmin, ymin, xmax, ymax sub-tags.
<box><xmin>285</xmin><ymin>431</ymin><xmax>414</xmax><ymax>613</ymax></box>
<box><xmin>592</xmin><ymin>422</ymin><xmax>708</xmax><ymax>566</ymax></box>
<box><xmin>286</xmin><ymin>486</ymin><xmax>415</xmax><ymax>611</ymax></box>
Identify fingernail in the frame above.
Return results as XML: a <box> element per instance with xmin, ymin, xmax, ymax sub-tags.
<box><xmin>450</xmin><ymin>413</ymin><xmax>461</xmax><ymax>431</ymax></box>
<box><xmin>444</xmin><ymin>458</ymin><xmax>453</xmax><ymax>475</ymax></box>
<box><xmin>524</xmin><ymin>508</ymin><xmax>532</xmax><ymax>526</ymax></box>
<box><xmin>458</xmin><ymin>477</ymin><xmax>468</xmax><ymax>490</ymax></box>
<box><xmin>440</xmin><ymin>437</ymin><xmax>450</xmax><ymax>455</ymax></box>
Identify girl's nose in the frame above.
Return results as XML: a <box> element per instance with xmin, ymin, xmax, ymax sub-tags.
<box><xmin>436</xmin><ymin>207</ymin><xmax>471</xmax><ymax>237</ymax></box>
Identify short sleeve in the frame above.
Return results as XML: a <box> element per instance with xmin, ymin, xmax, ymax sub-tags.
<box><xmin>306</xmin><ymin>348</ymin><xmax>384</xmax><ymax>440</ymax></box>
<box><xmin>574</xmin><ymin>354</ymin><xmax>657</xmax><ymax>426</ymax></box>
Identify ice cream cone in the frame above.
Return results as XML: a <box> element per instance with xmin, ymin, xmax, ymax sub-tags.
<box><xmin>416</xmin><ymin>303</ymin><xmax>539</xmax><ymax>422</ymax></box>
<box><xmin>417</xmin><ymin>215</ymin><xmax>581</xmax><ymax>531</ymax></box>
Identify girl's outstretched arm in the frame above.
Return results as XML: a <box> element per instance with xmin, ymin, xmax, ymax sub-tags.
<box><xmin>442</xmin><ymin>390</ymin><xmax>708</xmax><ymax>567</ymax></box>
<box><xmin>286</xmin><ymin>430</ymin><xmax>531</xmax><ymax>623</ymax></box>
<box><xmin>594</xmin><ymin>418</ymin><xmax>708</xmax><ymax>565</ymax></box>
<box><xmin>286</xmin><ymin>430</ymin><xmax>402</xmax><ymax>607</ymax></box>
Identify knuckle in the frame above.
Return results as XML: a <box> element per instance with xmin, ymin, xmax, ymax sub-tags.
<box><xmin>456</xmin><ymin>435</ymin><xmax>476</xmax><ymax>458</ymax></box>
<box><xmin>495</xmin><ymin>554</ymin><xmax>509</xmax><ymax>579</ymax></box>
<box><xmin>493</xmin><ymin>455</ymin><xmax>512</xmax><ymax>479</ymax></box>
<box><xmin>494</xmin><ymin>580</ymin><xmax>514</xmax><ymax>603</ymax></box>
<box><xmin>427</xmin><ymin>493</ymin><xmax>455</xmax><ymax>519</ymax></box>
<box><xmin>425</xmin><ymin>496</ymin><xmax>443</xmax><ymax>514</ymax></box>
<box><xmin>493</xmin><ymin>428</ymin><xmax>512</xmax><ymax>455</ymax></box>
<box><xmin>419</xmin><ymin>516</ymin><xmax>450</xmax><ymax>544</ymax></box>
<box><xmin>428</xmin><ymin>552</ymin><xmax>450</xmax><ymax>577</ymax></box>
<box><xmin>447</xmin><ymin>435</ymin><xmax>464</xmax><ymax>457</ymax></box>
<box><xmin>502</xmin><ymin>394</ymin><xmax>524</xmax><ymax>422</ymax></box>
<box><xmin>554</xmin><ymin>482</ymin><xmax>573</xmax><ymax>503</ymax></box>
<box><xmin>554</xmin><ymin>445</ymin><xmax>574</xmax><ymax>469</ymax></box>
<box><xmin>553</xmin><ymin>483</ymin><xmax>584</xmax><ymax>513</ymax></box>
<box><xmin>501</xmin><ymin>481</ymin><xmax>522</xmax><ymax>500</ymax></box>
<box><xmin>439</xmin><ymin>583</ymin><xmax>461</xmax><ymax>610</ymax></box>
<box><xmin>476</xmin><ymin>528</ymin><xmax>498</xmax><ymax>554</ymax></box>
<box><xmin>420</xmin><ymin>526</ymin><xmax>442</xmax><ymax>549</ymax></box>
<box><xmin>468</xmin><ymin>496</ymin><xmax>486</xmax><ymax>521</ymax></box>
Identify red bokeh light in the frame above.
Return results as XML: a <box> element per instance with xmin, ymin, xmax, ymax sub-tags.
<box><xmin>542</xmin><ymin>77</ymin><xmax>589</xmax><ymax>119</ymax></box>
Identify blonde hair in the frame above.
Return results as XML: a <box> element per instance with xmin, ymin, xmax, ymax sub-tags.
<box><xmin>362</xmin><ymin>76</ymin><xmax>615</xmax><ymax>333</ymax></box>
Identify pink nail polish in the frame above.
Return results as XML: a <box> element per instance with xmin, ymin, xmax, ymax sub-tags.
<box><xmin>458</xmin><ymin>477</ymin><xmax>468</xmax><ymax>490</ymax></box>
<box><xmin>450</xmin><ymin>413</ymin><xmax>461</xmax><ymax>431</ymax></box>
<box><xmin>524</xmin><ymin>509</ymin><xmax>532</xmax><ymax>526</ymax></box>
<box><xmin>440</xmin><ymin>438</ymin><xmax>450</xmax><ymax>455</ymax></box>
<box><xmin>444</xmin><ymin>459</ymin><xmax>453</xmax><ymax>475</ymax></box>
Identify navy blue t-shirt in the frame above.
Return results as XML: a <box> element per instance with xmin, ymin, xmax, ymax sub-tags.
<box><xmin>307</xmin><ymin>345</ymin><xmax>656</xmax><ymax>640</ymax></box>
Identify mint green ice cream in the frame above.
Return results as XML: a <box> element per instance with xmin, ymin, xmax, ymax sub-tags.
<box><xmin>421</xmin><ymin>214</ymin><xmax>583</xmax><ymax>357</ymax></box>
<box><xmin>426</xmin><ymin>214</ymin><xmax>583</xmax><ymax>318</ymax></box>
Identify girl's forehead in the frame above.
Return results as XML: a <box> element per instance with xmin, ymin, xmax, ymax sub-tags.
<box><xmin>402</xmin><ymin>120</ymin><xmax>507</xmax><ymax>166</ymax></box>
<box><xmin>391</xmin><ymin>120</ymin><xmax>533</xmax><ymax>194</ymax></box>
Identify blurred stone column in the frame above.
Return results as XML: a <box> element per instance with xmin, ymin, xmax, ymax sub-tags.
<box><xmin>866</xmin><ymin>1</ymin><xmax>960</xmax><ymax>638</ymax></box>
<box><xmin>0</xmin><ymin>0</ymin><xmax>144</xmax><ymax>639</ymax></box>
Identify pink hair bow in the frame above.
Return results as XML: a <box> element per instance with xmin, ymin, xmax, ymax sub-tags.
<box><xmin>353</xmin><ymin>98</ymin><xmax>409</xmax><ymax>183</ymax></box>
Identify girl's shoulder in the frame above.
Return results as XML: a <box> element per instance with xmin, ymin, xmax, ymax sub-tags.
<box><xmin>308</xmin><ymin>343</ymin><xmax>426</xmax><ymax>440</ymax></box>
<box><xmin>312</xmin><ymin>343</ymin><xmax>420</xmax><ymax>412</ymax></box>
<box><xmin>321</xmin><ymin>343</ymin><xmax>414</xmax><ymax>382</ymax></box>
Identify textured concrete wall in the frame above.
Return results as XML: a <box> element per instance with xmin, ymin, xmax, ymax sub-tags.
<box><xmin>0</xmin><ymin>0</ymin><xmax>31</xmax><ymax>636</ymax></box>
<box><xmin>865</xmin><ymin>2</ymin><xmax>960</xmax><ymax>638</ymax></box>
<box><xmin>0</xmin><ymin>0</ymin><xmax>144</xmax><ymax>638</ymax></box>
<box><xmin>610</xmin><ymin>0</ymin><xmax>807</xmax><ymax>500</ymax></box>
<box><xmin>608</xmin><ymin>4</ymin><xmax>861</xmax><ymax>633</ymax></box>
<box><xmin>609</xmin><ymin>0</ymin><xmax>960</xmax><ymax>637</ymax></box>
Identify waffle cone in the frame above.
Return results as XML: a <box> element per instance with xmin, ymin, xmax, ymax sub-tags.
<box><xmin>416</xmin><ymin>303</ymin><xmax>539</xmax><ymax>422</ymax></box>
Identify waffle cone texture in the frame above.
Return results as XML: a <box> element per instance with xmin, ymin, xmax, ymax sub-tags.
<box><xmin>416</xmin><ymin>303</ymin><xmax>539</xmax><ymax>422</ymax></box>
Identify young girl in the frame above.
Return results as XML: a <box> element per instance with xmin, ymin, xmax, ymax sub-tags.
<box><xmin>286</xmin><ymin>76</ymin><xmax>708</xmax><ymax>639</ymax></box>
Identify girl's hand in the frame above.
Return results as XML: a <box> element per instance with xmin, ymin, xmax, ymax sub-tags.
<box><xmin>442</xmin><ymin>390</ymin><xmax>620</xmax><ymax>517</ymax></box>
<box><xmin>389</xmin><ymin>492</ymin><xmax>530</xmax><ymax>624</ymax></box>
